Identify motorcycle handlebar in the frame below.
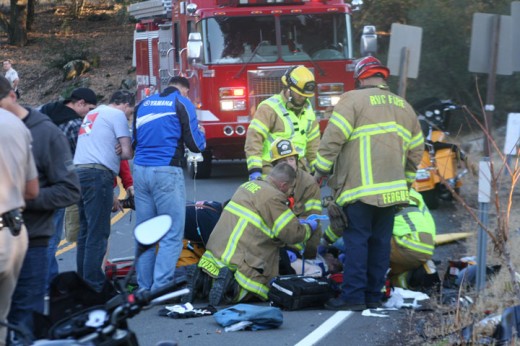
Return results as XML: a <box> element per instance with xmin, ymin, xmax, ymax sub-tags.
<box><xmin>150</xmin><ymin>288</ymin><xmax>190</xmax><ymax>305</ymax></box>
<box><xmin>134</xmin><ymin>282</ymin><xmax>185</xmax><ymax>306</ymax></box>
<box><xmin>60</xmin><ymin>284</ymin><xmax>188</xmax><ymax>342</ymax></box>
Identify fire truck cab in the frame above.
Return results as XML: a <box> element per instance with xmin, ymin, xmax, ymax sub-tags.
<box><xmin>129</xmin><ymin>0</ymin><xmax>372</xmax><ymax>178</ymax></box>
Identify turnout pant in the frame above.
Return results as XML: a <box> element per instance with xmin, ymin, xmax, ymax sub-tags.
<box><xmin>390</xmin><ymin>237</ymin><xmax>432</xmax><ymax>277</ymax></box>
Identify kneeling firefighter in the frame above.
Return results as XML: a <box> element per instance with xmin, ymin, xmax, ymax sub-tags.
<box><xmin>390</xmin><ymin>188</ymin><xmax>437</xmax><ymax>288</ymax></box>
<box><xmin>183</xmin><ymin>163</ymin><xmax>317</xmax><ymax>306</ymax></box>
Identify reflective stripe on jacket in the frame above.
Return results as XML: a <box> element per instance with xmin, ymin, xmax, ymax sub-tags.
<box><xmin>393</xmin><ymin>189</ymin><xmax>435</xmax><ymax>255</ymax></box>
<box><xmin>289</xmin><ymin>169</ymin><xmax>322</xmax><ymax>256</ymax></box>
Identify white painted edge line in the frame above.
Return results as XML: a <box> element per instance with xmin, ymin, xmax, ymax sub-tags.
<box><xmin>295</xmin><ymin>311</ymin><xmax>353</xmax><ymax>346</ymax></box>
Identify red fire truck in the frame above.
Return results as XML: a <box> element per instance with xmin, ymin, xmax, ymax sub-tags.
<box><xmin>129</xmin><ymin>0</ymin><xmax>373</xmax><ymax>178</ymax></box>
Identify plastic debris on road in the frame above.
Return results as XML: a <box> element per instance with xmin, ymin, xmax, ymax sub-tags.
<box><xmin>361</xmin><ymin>309</ymin><xmax>389</xmax><ymax>318</ymax></box>
<box><xmin>383</xmin><ymin>287</ymin><xmax>429</xmax><ymax>309</ymax></box>
<box><xmin>159</xmin><ymin>303</ymin><xmax>217</xmax><ymax>318</ymax></box>
<box><xmin>165</xmin><ymin>303</ymin><xmax>194</xmax><ymax>314</ymax></box>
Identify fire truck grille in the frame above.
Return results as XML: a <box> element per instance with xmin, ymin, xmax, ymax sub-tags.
<box><xmin>247</xmin><ymin>69</ymin><xmax>286</xmax><ymax>113</ymax></box>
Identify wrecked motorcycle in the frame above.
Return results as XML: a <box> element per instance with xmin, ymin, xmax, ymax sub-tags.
<box><xmin>412</xmin><ymin>98</ymin><xmax>468</xmax><ymax>209</ymax></box>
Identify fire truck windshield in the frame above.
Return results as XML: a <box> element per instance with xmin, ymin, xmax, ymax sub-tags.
<box><xmin>201</xmin><ymin>13</ymin><xmax>351</xmax><ymax>65</ymax></box>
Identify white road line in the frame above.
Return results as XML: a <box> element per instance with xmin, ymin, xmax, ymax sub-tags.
<box><xmin>295</xmin><ymin>311</ymin><xmax>353</xmax><ymax>346</ymax></box>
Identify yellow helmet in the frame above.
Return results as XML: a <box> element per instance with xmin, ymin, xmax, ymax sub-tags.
<box><xmin>270</xmin><ymin>138</ymin><xmax>298</xmax><ymax>163</ymax></box>
<box><xmin>281</xmin><ymin>66</ymin><xmax>316</xmax><ymax>98</ymax></box>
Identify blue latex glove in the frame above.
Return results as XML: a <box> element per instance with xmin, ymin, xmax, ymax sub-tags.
<box><xmin>286</xmin><ymin>250</ymin><xmax>297</xmax><ymax>263</ymax></box>
<box><xmin>306</xmin><ymin>214</ymin><xmax>329</xmax><ymax>222</ymax></box>
<box><xmin>299</xmin><ymin>218</ymin><xmax>318</xmax><ymax>232</ymax></box>
<box><xmin>249</xmin><ymin>172</ymin><xmax>261</xmax><ymax>181</ymax></box>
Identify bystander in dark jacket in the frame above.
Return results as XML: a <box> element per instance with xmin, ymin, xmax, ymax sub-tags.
<box><xmin>39</xmin><ymin>87</ymin><xmax>97</xmax><ymax>290</ymax></box>
<box><xmin>0</xmin><ymin>76</ymin><xmax>81</xmax><ymax>344</ymax></box>
<box><xmin>20</xmin><ymin>108</ymin><xmax>81</xmax><ymax>244</ymax></box>
<box><xmin>40</xmin><ymin>87</ymin><xmax>97</xmax><ymax>154</ymax></box>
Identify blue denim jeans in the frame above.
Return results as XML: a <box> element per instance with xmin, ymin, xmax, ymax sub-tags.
<box><xmin>134</xmin><ymin>164</ymin><xmax>185</xmax><ymax>291</ymax></box>
<box><xmin>76</xmin><ymin>168</ymin><xmax>114</xmax><ymax>292</ymax></box>
<box><xmin>8</xmin><ymin>246</ymin><xmax>48</xmax><ymax>343</ymax></box>
<box><xmin>341</xmin><ymin>202</ymin><xmax>394</xmax><ymax>304</ymax></box>
<box><xmin>47</xmin><ymin>208</ymin><xmax>65</xmax><ymax>291</ymax></box>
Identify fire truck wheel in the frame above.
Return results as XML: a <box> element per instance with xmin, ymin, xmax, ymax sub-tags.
<box><xmin>421</xmin><ymin>189</ymin><xmax>439</xmax><ymax>210</ymax></box>
<box><xmin>190</xmin><ymin>151</ymin><xmax>212</xmax><ymax>179</ymax></box>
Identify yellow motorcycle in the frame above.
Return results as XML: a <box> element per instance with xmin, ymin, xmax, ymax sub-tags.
<box><xmin>412</xmin><ymin>98</ymin><xmax>468</xmax><ymax>209</ymax></box>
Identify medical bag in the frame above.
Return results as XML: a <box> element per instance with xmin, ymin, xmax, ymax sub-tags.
<box><xmin>268</xmin><ymin>275</ymin><xmax>333</xmax><ymax>310</ymax></box>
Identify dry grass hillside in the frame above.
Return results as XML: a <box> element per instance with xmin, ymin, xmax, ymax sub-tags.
<box><xmin>0</xmin><ymin>2</ymin><xmax>135</xmax><ymax>106</ymax></box>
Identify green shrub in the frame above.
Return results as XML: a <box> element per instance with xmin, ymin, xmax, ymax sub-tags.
<box><xmin>43</xmin><ymin>38</ymin><xmax>92</xmax><ymax>69</ymax></box>
<box><xmin>114</xmin><ymin>6</ymin><xmax>130</xmax><ymax>25</ymax></box>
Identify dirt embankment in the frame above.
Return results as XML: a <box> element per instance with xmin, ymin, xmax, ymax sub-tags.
<box><xmin>0</xmin><ymin>3</ymin><xmax>135</xmax><ymax>106</ymax></box>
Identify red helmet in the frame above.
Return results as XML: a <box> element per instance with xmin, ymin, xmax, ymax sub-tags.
<box><xmin>354</xmin><ymin>56</ymin><xmax>390</xmax><ymax>80</ymax></box>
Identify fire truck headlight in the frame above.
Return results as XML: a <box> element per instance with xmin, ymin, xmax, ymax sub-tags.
<box><xmin>330</xmin><ymin>95</ymin><xmax>340</xmax><ymax>106</ymax></box>
<box><xmin>221</xmin><ymin>100</ymin><xmax>234</xmax><ymax>111</ymax></box>
<box><xmin>317</xmin><ymin>83</ymin><xmax>343</xmax><ymax>108</ymax></box>
<box><xmin>318</xmin><ymin>95</ymin><xmax>341</xmax><ymax>107</ymax></box>
<box><xmin>220</xmin><ymin>100</ymin><xmax>246</xmax><ymax>111</ymax></box>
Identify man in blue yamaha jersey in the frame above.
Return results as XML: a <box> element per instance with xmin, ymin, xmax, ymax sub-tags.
<box><xmin>132</xmin><ymin>77</ymin><xmax>206</xmax><ymax>291</ymax></box>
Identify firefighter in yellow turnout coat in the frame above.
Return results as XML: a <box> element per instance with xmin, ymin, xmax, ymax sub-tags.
<box><xmin>270</xmin><ymin>138</ymin><xmax>322</xmax><ymax>258</ymax></box>
<box><xmin>315</xmin><ymin>57</ymin><xmax>424</xmax><ymax>311</ymax></box>
<box><xmin>198</xmin><ymin>163</ymin><xmax>317</xmax><ymax>305</ymax></box>
<box><xmin>245</xmin><ymin>65</ymin><xmax>320</xmax><ymax>179</ymax></box>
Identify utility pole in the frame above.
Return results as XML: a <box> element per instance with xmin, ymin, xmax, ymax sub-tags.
<box><xmin>475</xmin><ymin>14</ymin><xmax>499</xmax><ymax>291</ymax></box>
<box><xmin>397</xmin><ymin>47</ymin><xmax>409</xmax><ymax>98</ymax></box>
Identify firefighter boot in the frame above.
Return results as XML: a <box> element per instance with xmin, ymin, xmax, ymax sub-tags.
<box><xmin>209</xmin><ymin>267</ymin><xmax>235</xmax><ymax>306</ymax></box>
<box><xmin>181</xmin><ymin>264</ymin><xmax>206</xmax><ymax>303</ymax></box>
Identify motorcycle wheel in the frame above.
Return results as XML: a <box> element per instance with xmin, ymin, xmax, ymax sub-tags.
<box><xmin>420</xmin><ymin>189</ymin><xmax>439</xmax><ymax>210</ymax></box>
